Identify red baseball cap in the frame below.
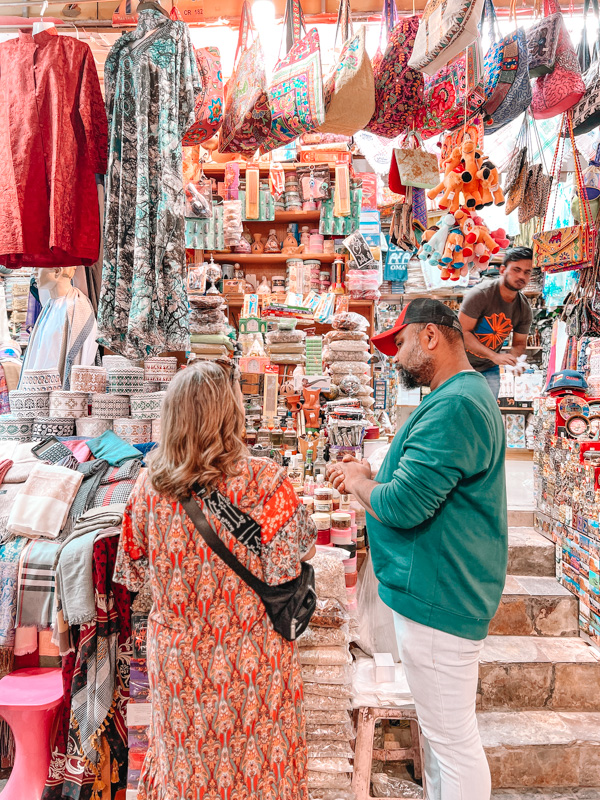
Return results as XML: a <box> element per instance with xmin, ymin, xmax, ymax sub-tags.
<box><xmin>371</xmin><ymin>298</ymin><xmax>463</xmax><ymax>357</ymax></box>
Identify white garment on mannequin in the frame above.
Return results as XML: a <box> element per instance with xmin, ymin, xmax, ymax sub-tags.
<box><xmin>393</xmin><ymin>612</ymin><xmax>491</xmax><ymax>800</ymax></box>
<box><xmin>20</xmin><ymin>282</ymin><xmax>98</xmax><ymax>389</ymax></box>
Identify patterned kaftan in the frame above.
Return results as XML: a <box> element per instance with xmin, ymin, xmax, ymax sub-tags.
<box><xmin>114</xmin><ymin>460</ymin><xmax>316</xmax><ymax>800</ymax></box>
<box><xmin>98</xmin><ymin>9</ymin><xmax>200</xmax><ymax>360</ymax></box>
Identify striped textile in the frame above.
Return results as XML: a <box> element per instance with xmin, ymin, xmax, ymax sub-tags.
<box><xmin>16</xmin><ymin>540</ymin><xmax>60</xmax><ymax>629</ymax></box>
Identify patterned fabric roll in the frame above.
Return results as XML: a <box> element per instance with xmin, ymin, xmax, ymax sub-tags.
<box><xmin>151</xmin><ymin>418</ymin><xmax>161</xmax><ymax>441</ymax></box>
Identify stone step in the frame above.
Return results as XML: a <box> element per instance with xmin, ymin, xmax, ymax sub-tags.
<box><xmin>508</xmin><ymin>507</ymin><xmax>535</xmax><ymax>527</ymax></box>
<box><xmin>479</xmin><ymin>636</ymin><xmax>600</xmax><ymax>711</ymax></box>
<box><xmin>480</xmin><ymin>710</ymin><xmax>600</xmax><ymax>789</ymax></box>
<box><xmin>492</xmin><ymin>791</ymin><xmax>600</xmax><ymax>798</ymax></box>
<box><xmin>489</xmin><ymin>576</ymin><xmax>579</xmax><ymax>638</ymax></box>
<box><xmin>508</xmin><ymin>528</ymin><xmax>555</xmax><ymax>578</ymax></box>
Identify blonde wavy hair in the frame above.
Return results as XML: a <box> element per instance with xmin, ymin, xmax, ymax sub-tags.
<box><xmin>148</xmin><ymin>360</ymin><xmax>247</xmax><ymax>500</ymax></box>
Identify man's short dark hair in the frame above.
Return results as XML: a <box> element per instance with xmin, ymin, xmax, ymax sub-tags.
<box><xmin>413</xmin><ymin>321</ymin><xmax>464</xmax><ymax>345</ymax></box>
<box><xmin>503</xmin><ymin>246</ymin><xmax>533</xmax><ymax>266</ymax></box>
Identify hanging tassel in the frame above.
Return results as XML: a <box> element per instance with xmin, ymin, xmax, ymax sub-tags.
<box><xmin>91</xmin><ymin>776</ymin><xmax>105</xmax><ymax>800</ymax></box>
<box><xmin>111</xmin><ymin>758</ymin><xmax>119</xmax><ymax>783</ymax></box>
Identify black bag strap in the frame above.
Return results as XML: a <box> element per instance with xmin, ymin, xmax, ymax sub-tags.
<box><xmin>181</xmin><ymin>489</ymin><xmax>269</xmax><ymax>598</ymax></box>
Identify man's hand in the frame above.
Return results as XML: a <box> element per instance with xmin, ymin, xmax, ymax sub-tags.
<box><xmin>493</xmin><ymin>352</ymin><xmax>518</xmax><ymax>367</ymax></box>
<box><xmin>327</xmin><ymin>455</ymin><xmax>372</xmax><ymax>495</ymax></box>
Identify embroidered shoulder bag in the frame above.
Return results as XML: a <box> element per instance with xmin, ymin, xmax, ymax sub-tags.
<box><xmin>532</xmin><ymin>112</ymin><xmax>596</xmax><ymax>274</ymax></box>
<box><xmin>531</xmin><ymin>0</ymin><xmax>585</xmax><ymax>120</ymax></box>
<box><xmin>261</xmin><ymin>0</ymin><xmax>325</xmax><ymax>153</ymax></box>
<box><xmin>318</xmin><ymin>0</ymin><xmax>375</xmax><ymax>136</ymax></box>
<box><xmin>481</xmin><ymin>0</ymin><xmax>531</xmax><ymax>134</ymax></box>
<box><xmin>364</xmin><ymin>0</ymin><xmax>423</xmax><ymax>137</ymax></box>
<box><xmin>408</xmin><ymin>0</ymin><xmax>485</xmax><ymax>76</ymax></box>
<box><xmin>218</xmin><ymin>2</ymin><xmax>271</xmax><ymax>155</ymax></box>
<box><xmin>182</xmin><ymin>47</ymin><xmax>223</xmax><ymax>147</ymax></box>
<box><xmin>572</xmin><ymin>0</ymin><xmax>600</xmax><ymax>134</ymax></box>
<box><xmin>414</xmin><ymin>44</ymin><xmax>487</xmax><ymax>138</ymax></box>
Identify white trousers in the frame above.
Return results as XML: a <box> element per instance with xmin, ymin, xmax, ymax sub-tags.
<box><xmin>393</xmin><ymin>612</ymin><xmax>491</xmax><ymax>800</ymax></box>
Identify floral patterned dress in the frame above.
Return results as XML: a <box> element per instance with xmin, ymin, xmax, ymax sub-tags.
<box><xmin>114</xmin><ymin>459</ymin><xmax>316</xmax><ymax>800</ymax></box>
<box><xmin>98</xmin><ymin>9</ymin><xmax>200</xmax><ymax>360</ymax></box>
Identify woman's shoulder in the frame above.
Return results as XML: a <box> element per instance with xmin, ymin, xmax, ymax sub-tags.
<box><xmin>220</xmin><ymin>456</ymin><xmax>287</xmax><ymax>506</ymax></box>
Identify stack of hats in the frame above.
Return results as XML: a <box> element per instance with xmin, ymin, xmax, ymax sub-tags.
<box><xmin>3</xmin><ymin>368</ymin><xmax>78</xmax><ymax>441</ymax></box>
<box><xmin>189</xmin><ymin>295</ymin><xmax>233</xmax><ymax>361</ymax></box>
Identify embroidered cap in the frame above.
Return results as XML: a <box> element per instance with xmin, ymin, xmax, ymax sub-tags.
<box><xmin>371</xmin><ymin>298</ymin><xmax>463</xmax><ymax>357</ymax></box>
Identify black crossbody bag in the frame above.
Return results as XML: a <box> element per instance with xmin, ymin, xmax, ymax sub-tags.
<box><xmin>182</xmin><ymin>487</ymin><xmax>317</xmax><ymax>641</ymax></box>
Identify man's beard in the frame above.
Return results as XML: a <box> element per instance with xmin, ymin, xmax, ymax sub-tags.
<box><xmin>396</xmin><ymin>343</ymin><xmax>435</xmax><ymax>389</ymax></box>
<box><xmin>503</xmin><ymin>276</ymin><xmax>524</xmax><ymax>292</ymax></box>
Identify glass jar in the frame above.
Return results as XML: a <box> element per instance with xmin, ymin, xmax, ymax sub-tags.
<box><xmin>245</xmin><ymin>423</ymin><xmax>257</xmax><ymax>446</ymax></box>
<box><xmin>270</xmin><ymin>420</ymin><xmax>284</xmax><ymax>448</ymax></box>
<box><xmin>282</xmin><ymin>418</ymin><xmax>298</xmax><ymax>453</ymax></box>
<box><xmin>257</xmin><ymin>419</ymin><xmax>271</xmax><ymax>447</ymax></box>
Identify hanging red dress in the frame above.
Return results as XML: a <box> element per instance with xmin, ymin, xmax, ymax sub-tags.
<box><xmin>0</xmin><ymin>31</ymin><xmax>108</xmax><ymax>268</ymax></box>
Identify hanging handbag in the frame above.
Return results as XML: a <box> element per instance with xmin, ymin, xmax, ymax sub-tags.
<box><xmin>408</xmin><ymin>0</ymin><xmax>485</xmax><ymax>76</ymax></box>
<box><xmin>182</xmin><ymin>47</ymin><xmax>223</xmax><ymax>147</ymax></box>
<box><xmin>415</xmin><ymin>44</ymin><xmax>487</xmax><ymax>139</ymax></box>
<box><xmin>392</xmin><ymin>131</ymin><xmax>440</xmax><ymax>189</ymax></box>
<box><xmin>318</xmin><ymin>0</ymin><xmax>375</xmax><ymax>136</ymax></box>
<box><xmin>533</xmin><ymin>113</ymin><xmax>597</xmax><ymax>274</ymax></box>
<box><xmin>571</xmin><ymin>0</ymin><xmax>600</xmax><ymax>135</ymax></box>
<box><xmin>182</xmin><ymin>487</ymin><xmax>317</xmax><ymax>642</ymax></box>
<box><xmin>365</xmin><ymin>0</ymin><xmax>423</xmax><ymax>137</ymax></box>
<box><xmin>526</xmin><ymin>4</ymin><xmax>561</xmax><ymax>77</ymax></box>
<box><xmin>261</xmin><ymin>0</ymin><xmax>325</xmax><ymax>154</ymax></box>
<box><xmin>218</xmin><ymin>2</ymin><xmax>271</xmax><ymax>155</ymax></box>
<box><xmin>519</xmin><ymin>114</ymin><xmax>552</xmax><ymax>224</ymax></box>
<box><xmin>531</xmin><ymin>0</ymin><xmax>585</xmax><ymax>120</ymax></box>
<box><xmin>481</xmin><ymin>0</ymin><xmax>531</xmax><ymax>134</ymax></box>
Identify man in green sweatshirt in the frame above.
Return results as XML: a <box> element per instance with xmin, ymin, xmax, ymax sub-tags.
<box><xmin>328</xmin><ymin>298</ymin><xmax>507</xmax><ymax>800</ymax></box>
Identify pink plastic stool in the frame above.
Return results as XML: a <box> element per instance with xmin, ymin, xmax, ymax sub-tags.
<box><xmin>0</xmin><ymin>668</ymin><xmax>63</xmax><ymax>800</ymax></box>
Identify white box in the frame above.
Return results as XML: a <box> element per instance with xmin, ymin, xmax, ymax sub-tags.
<box><xmin>373</xmin><ymin>652</ymin><xmax>395</xmax><ymax>683</ymax></box>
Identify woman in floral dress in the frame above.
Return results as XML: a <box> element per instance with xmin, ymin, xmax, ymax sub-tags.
<box><xmin>114</xmin><ymin>361</ymin><xmax>316</xmax><ymax>800</ymax></box>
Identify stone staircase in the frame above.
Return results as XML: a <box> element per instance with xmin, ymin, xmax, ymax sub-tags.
<box><xmin>483</xmin><ymin>510</ymin><xmax>600</xmax><ymax>797</ymax></box>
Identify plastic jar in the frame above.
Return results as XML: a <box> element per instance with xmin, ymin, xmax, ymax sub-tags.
<box><xmin>331</xmin><ymin>512</ymin><xmax>351</xmax><ymax>530</ymax></box>
<box><xmin>314</xmin><ymin>487</ymin><xmax>333</xmax><ymax>513</ymax></box>
<box><xmin>311</xmin><ymin>512</ymin><xmax>331</xmax><ymax>530</ymax></box>
<box><xmin>301</xmin><ymin>496</ymin><xmax>314</xmax><ymax>514</ymax></box>
<box><xmin>331</xmin><ymin>529</ymin><xmax>353</xmax><ymax>546</ymax></box>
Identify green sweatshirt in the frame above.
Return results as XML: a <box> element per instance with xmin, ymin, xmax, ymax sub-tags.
<box><xmin>369</xmin><ymin>371</ymin><xmax>507</xmax><ymax>641</ymax></box>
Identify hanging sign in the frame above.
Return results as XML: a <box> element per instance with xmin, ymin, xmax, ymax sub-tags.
<box><xmin>112</xmin><ymin>0</ymin><xmax>138</xmax><ymax>26</ymax></box>
<box><xmin>174</xmin><ymin>0</ymin><xmax>204</xmax><ymax>21</ymax></box>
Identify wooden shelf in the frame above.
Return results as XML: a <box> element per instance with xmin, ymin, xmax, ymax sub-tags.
<box><xmin>206</xmin><ymin>252</ymin><xmax>343</xmax><ymax>264</ymax></box>
<box><xmin>498</xmin><ymin>405</ymin><xmax>534</xmax><ymax>411</ymax></box>
<box><xmin>273</xmin><ymin>211</ymin><xmax>321</xmax><ymax>223</ymax></box>
<box><xmin>379</xmin><ymin>289</ymin><xmax>542</xmax><ymax>302</ymax></box>
<box><xmin>223</xmin><ymin>295</ymin><xmax>372</xmax><ymax>308</ymax></box>
<box><xmin>202</xmin><ymin>162</ymin><xmax>301</xmax><ymax>176</ymax></box>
